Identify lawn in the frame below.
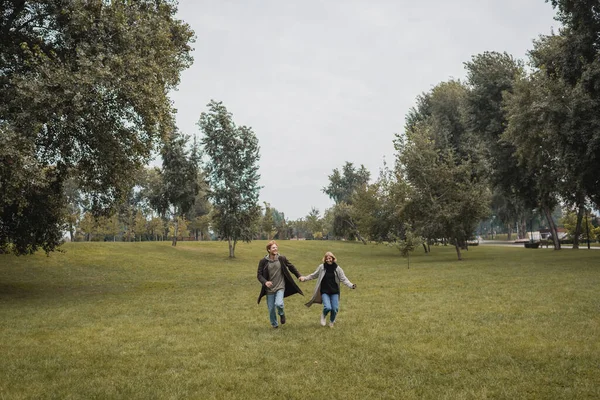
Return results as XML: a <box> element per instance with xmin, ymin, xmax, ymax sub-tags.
<box><xmin>0</xmin><ymin>241</ymin><xmax>598</xmax><ymax>399</ymax></box>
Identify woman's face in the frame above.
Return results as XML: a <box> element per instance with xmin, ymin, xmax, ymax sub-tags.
<box><xmin>325</xmin><ymin>255</ymin><xmax>334</xmax><ymax>264</ymax></box>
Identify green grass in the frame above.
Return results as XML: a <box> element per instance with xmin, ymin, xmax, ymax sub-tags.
<box><xmin>1</xmin><ymin>241</ymin><xmax>599</xmax><ymax>399</ymax></box>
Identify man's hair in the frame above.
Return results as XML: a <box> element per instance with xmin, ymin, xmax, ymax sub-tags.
<box><xmin>266</xmin><ymin>240</ymin><xmax>278</xmax><ymax>252</ymax></box>
<box><xmin>322</xmin><ymin>251</ymin><xmax>337</xmax><ymax>263</ymax></box>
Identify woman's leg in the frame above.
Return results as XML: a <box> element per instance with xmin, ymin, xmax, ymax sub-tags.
<box><xmin>321</xmin><ymin>293</ymin><xmax>331</xmax><ymax>326</ymax></box>
<box><xmin>329</xmin><ymin>294</ymin><xmax>340</xmax><ymax>324</ymax></box>
<box><xmin>322</xmin><ymin>293</ymin><xmax>332</xmax><ymax>316</ymax></box>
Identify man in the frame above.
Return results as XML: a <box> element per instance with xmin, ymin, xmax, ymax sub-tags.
<box><xmin>257</xmin><ymin>241</ymin><xmax>305</xmax><ymax>328</ymax></box>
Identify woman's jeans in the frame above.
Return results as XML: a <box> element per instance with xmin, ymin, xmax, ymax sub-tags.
<box><xmin>266</xmin><ymin>289</ymin><xmax>284</xmax><ymax>327</ymax></box>
<box><xmin>321</xmin><ymin>293</ymin><xmax>339</xmax><ymax>323</ymax></box>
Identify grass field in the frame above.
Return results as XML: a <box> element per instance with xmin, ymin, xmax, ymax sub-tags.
<box><xmin>1</xmin><ymin>241</ymin><xmax>599</xmax><ymax>399</ymax></box>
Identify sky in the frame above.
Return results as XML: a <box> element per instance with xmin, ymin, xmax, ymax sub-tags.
<box><xmin>169</xmin><ymin>0</ymin><xmax>559</xmax><ymax>220</ymax></box>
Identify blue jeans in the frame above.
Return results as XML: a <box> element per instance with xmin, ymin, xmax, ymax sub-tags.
<box><xmin>266</xmin><ymin>289</ymin><xmax>285</xmax><ymax>327</ymax></box>
<box><xmin>322</xmin><ymin>293</ymin><xmax>339</xmax><ymax>323</ymax></box>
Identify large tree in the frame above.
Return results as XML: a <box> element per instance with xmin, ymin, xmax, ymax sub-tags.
<box><xmin>396</xmin><ymin>123</ymin><xmax>490</xmax><ymax>260</ymax></box>
<box><xmin>0</xmin><ymin>0</ymin><xmax>194</xmax><ymax>254</ymax></box>
<box><xmin>160</xmin><ymin>131</ymin><xmax>201</xmax><ymax>246</ymax></box>
<box><xmin>397</xmin><ymin>81</ymin><xmax>490</xmax><ymax>260</ymax></box>
<box><xmin>464</xmin><ymin>52</ymin><xmax>530</xmax><ymax>239</ymax></box>
<box><xmin>524</xmin><ymin>1</ymin><xmax>600</xmax><ymax>246</ymax></box>
<box><xmin>198</xmin><ymin>100</ymin><xmax>261</xmax><ymax>258</ymax></box>
<box><xmin>322</xmin><ymin>162</ymin><xmax>370</xmax><ymax>243</ymax></box>
<box><xmin>503</xmin><ymin>70</ymin><xmax>563</xmax><ymax>249</ymax></box>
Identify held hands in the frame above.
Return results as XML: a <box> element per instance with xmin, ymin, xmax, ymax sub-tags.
<box><xmin>299</xmin><ymin>276</ymin><xmax>306</xmax><ymax>282</ymax></box>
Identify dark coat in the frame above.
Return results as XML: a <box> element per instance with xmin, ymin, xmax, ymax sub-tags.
<box><xmin>257</xmin><ymin>255</ymin><xmax>304</xmax><ymax>304</ymax></box>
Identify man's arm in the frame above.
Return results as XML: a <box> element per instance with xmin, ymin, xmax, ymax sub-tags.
<box><xmin>257</xmin><ymin>260</ymin><xmax>268</xmax><ymax>285</ymax></box>
<box><xmin>281</xmin><ymin>256</ymin><xmax>302</xmax><ymax>279</ymax></box>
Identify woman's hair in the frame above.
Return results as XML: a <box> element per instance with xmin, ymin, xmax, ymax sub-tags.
<box><xmin>266</xmin><ymin>240</ymin><xmax>278</xmax><ymax>252</ymax></box>
<box><xmin>322</xmin><ymin>251</ymin><xmax>337</xmax><ymax>263</ymax></box>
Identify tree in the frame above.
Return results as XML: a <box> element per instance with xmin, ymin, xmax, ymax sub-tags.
<box><xmin>160</xmin><ymin>131</ymin><xmax>201</xmax><ymax>246</ymax></box>
<box><xmin>305</xmin><ymin>207</ymin><xmax>323</xmax><ymax>239</ymax></box>
<box><xmin>198</xmin><ymin>101</ymin><xmax>261</xmax><ymax>258</ymax></box>
<box><xmin>389</xmin><ymin>223</ymin><xmax>423</xmax><ymax>269</ymax></box>
<box><xmin>525</xmin><ymin>6</ymin><xmax>600</xmax><ymax>243</ymax></box>
<box><xmin>79</xmin><ymin>212</ymin><xmax>96</xmax><ymax>242</ymax></box>
<box><xmin>323</xmin><ymin>162</ymin><xmax>370</xmax><ymax>243</ymax></box>
<box><xmin>261</xmin><ymin>202</ymin><xmax>276</xmax><ymax>240</ymax></box>
<box><xmin>186</xmin><ymin>180</ymin><xmax>212</xmax><ymax>241</ymax></box>
<box><xmin>503</xmin><ymin>71</ymin><xmax>564</xmax><ymax>249</ymax></box>
<box><xmin>396</xmin><ymin>80</ymin><xmax>491</xmax><ymax>260</ymax></box>
<box><xmin>0</xmin><ymin>1</ymin><xmax>194</xmax><ymax>254</ymax></box>
<box><xmin>560</xmin><ymin>208</ymin><xmax>595</xmax><ymax>244</ymax></box>
<box><xmin>396</xmin><ymin>123</ymin><xmax>490</xmax><ymax>260</ymax></box>
<box><xmin>323</xmin><ymin>162</ymin><xmax>370</xmax><ymax>205</ymax></box>
<box><xmin>103</xmin><ymin>214</ymin><xmax>121</xmax><ymax>242</ymax></box>
<box><xmin>464</xmin><ymin>52</ymin><xmax>530</xmax><ymax>239</ymax></box>
<box><xmin>148</xmin><ymin>216</ymin><xmax>165</xmax><ymax>241</ymax></box>
<box><xmin>132</xmin><ymin>211</ymin><xmax>148</xmax><ymax>242</ymax></box>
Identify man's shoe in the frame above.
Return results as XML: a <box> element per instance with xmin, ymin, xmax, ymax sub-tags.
<box><xmin>320</xmin><ymin>314</ymin><xmax>326</xmax><ymax>326</ymax></box>
<box><xmin>280</xmin><ymin>314</ymin><xmax>286</xmax><ymax>325</ymax></box>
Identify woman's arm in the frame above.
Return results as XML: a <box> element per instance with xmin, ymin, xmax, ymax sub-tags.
<box><xmin>303</xmin><ymin>264</ymin><xmax>323</xmax><ymax>281</ymax></box>
<box><xmin>337</xmin><ymin>266</ymin><xmax>356</xmax><ymax>289</ymax></box>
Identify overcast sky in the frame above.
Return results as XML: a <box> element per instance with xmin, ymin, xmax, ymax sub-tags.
<box><xmin>169</xmin><ymin>0</ymin><xmax>558</xmax><ymax>220</ymax></box>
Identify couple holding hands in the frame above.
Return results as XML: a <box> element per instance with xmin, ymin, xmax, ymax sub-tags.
<box><xmin>257</xmin><ymin>240</ymin><xmax>356</xmax><ymax>329</ymax></box>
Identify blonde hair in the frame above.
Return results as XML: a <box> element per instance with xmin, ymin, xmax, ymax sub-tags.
<box><xmin>266</xmin><ymin>240</ymin><xmax>278</xmax><ymax>252</ymax></box>
<box><xmin>322</xmin><ymin>251</ymin><xmax>337</xmax><ymax>263</ymax></box>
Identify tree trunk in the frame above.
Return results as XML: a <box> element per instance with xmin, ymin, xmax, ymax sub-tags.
<box><xmin>228</xmin><ymin>237</ymin><xmax>235</xmax><ymax>258</ymax></box>
<box><xmin>172</xmin><ymin>217</ymin><xmax>178</xmax><ymax>247</ymax></box>
<box><xmin>573</xmin><ymin>202</ymin><xmax>585</xmax><ymax>249</ymax></box>
<box><xmin>542</xmin><ymin>206</ymin><xmax>561</xmax><ymax>250</ymax></box>
<box><xmin>507</xmin><ymin>225</ymin><xmax>512</xmax><ymax>241</ymax></box>
<box><xmin>422</xmin><ymin>242</ymin><xmax>429</xmax><ymax>253</ymax></box>
<box><xmin>454</xmin><ymin>239</ymin><xmax>462</xmax><ymax>260</ymax></box>
<box><xmin>519</xmin><ymin>217</ymin><xmax>527</xmax><ymax>239</ymax></box>
<box><xmin>355</xmin><ymin>231</ymin><xmax>367</xmax><ymax>245</ymax></box>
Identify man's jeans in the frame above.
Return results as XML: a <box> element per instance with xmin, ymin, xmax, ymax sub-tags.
<box><xmin>266</xmin><ymin>289</ymin><xmax>284</xmax><ymax>327</ymax></box>
<box><xmin>321</xmin><ymin>293</ymin><xmax>339</xmax><ymax>323</ymax></box>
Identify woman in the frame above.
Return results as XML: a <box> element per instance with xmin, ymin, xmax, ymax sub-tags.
<box><xmin>301</xmin><ymin>251</ymin><xmax>356</xmax><ymax>327</ymax></box>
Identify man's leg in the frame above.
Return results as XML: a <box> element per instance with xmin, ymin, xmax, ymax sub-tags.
<box><xmin>266</xmin><ymin>294</ymin><xmax>278</xmax><ymax>327</ymax></box>
<box><xmin>274</xmin><ymin>289</ymin><xmax>285</xmax><ymax>324</ymax></box>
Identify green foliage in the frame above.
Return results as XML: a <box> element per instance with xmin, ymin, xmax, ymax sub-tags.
<box><xmin>198</xmin><ymin>101</ymin><xmax>261</xmax><ymax>257</ymax></box>
<box><xmin>323</xmin><ymin>162</ymin><xmax>371</xmax><ymax>242</ymax></box>
<box><xmin>159</xmin><ymin>131</ymin><xmax>201</xmax><ymax>246</ymax></box>
<box><xmin>323</xmin><ymin>162</ymin><xmax>370</xmax><ymax>205</ymax></box>
<box><xmin>560</xmin><ymin>209</ymin><xmax>595</xmax><ymax>241</ymax></box>
<box><xmin>532</xmin><ymin>1</ymin><xmax>600</xmax><ymax>208</ymax></box>
<box><xmin>389</xmin><ymin>224</ymin><xmax>423</xmax><ymax>269</ymax></box>
<box><xmin>396</xmin><ymin>81</ymin><xmax>491</xmax><ymax>259</ymax></box>
<box><xmin>0</xmin><ymin>1</ymin><xmax>194</xmax><ymax>254</ymax></box>
<box><xmin>261</xmin><ymin>202</ymin><xmax>275</xmax><ymax>240</ymax></box>
<box><xmin>305</xmin><ymin>207</ymin><xmax>323</xmax><ymax>238</ymax></box>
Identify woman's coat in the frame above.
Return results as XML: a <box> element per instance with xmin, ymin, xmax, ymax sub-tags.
<box><xmin>304</xmin><ymin>263</ymin><xmax>354</xmax><ymax>307</ymax></box>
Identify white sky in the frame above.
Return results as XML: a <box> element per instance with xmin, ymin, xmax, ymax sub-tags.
<box><xmin>169</xmin><ymin>0</ymin><xmax>558</xmax><ymax>220</ymax></box>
